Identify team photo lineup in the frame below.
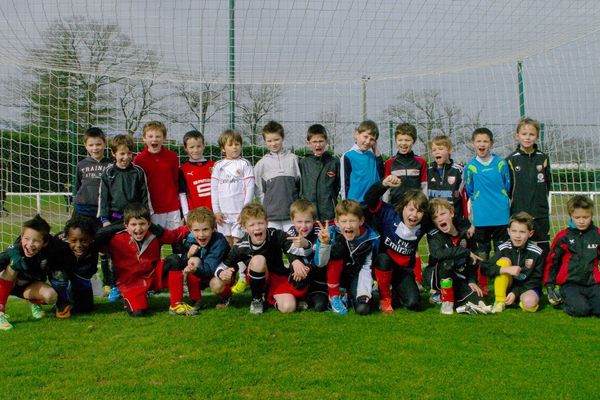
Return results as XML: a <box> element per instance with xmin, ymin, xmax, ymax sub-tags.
<box><xmin>1</xmin><ymin>116</ymin><xmax>599</xmax><ymax>332</ymax></box>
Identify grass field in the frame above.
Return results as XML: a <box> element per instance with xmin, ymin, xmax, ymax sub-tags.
<box><xmin>2</xmin><ymin>292</ymin><xmax>600</xmax><ymax>399</ymax></box>
<box><xmin>2</xmin><ymin>194</ymin><xmax>600</xmax><ymax>399</ymax></box>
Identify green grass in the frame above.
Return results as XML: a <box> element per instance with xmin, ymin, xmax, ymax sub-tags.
<box><xmin>2</xmin><ymin>292</ymin><xmax>600</xmax><ymax>399</ymax></box>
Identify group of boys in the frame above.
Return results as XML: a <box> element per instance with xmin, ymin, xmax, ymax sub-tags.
<box><xmin>0</xmin><ymin>117</ymin><xmax>599</xmax><ymax>331</ymax></box>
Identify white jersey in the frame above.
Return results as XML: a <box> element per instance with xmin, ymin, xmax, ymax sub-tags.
<box><xmin>211</xmin><ymin>157</ymin><xmax>255</xmax><ymax>215</ymax></box>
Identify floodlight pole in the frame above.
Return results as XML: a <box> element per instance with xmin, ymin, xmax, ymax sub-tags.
<box><xmin>517</xmin><ymin>61</ymin><xmax>525</xmax><ymax>118</ymax></box>
<box><xmin>229</xmin><ymin>0</ymin><xmax>236</xmax><ymax>129</ymax></box>
<box><xmin>361</xmin><ymin>75</ymin><xmax>370</xmax><ymax>121</ymax></box>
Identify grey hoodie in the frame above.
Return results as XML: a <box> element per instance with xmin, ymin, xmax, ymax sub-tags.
<box><xmin>254</xmin><ymin>149</ymin><xmax>300</xmax><ymax>221</ymax></box>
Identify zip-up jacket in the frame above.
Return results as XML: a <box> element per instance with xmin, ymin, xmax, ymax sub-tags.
<box><xmin>254</xmin><ymin>150</ymin><xmax>300</xmax><ymax>221</ymax></box>
<box><xmin>427</xmin><ymin>160</ymin><xmax>468</xmax><ymax>219</ymax></box>
<box><xmin>364</xmin><ymin>180</ymin><xmax>431</xmax><ymax>268</ymax></box>
<box><xmin>544</xmin><ymin>225</ymin><xmax>600</xmax><ymax>287</ymax></box>
<box><xmin>484</xmin><ymin>239</ymin><xmax>544</xmax><ymax>297</ymax></box>
<box><xmin>315</xmin><ymin>224</ymin><xmax>379</xmax><ymax>298</ymax></box>
<box><xmin>298</xmin><ymin>152</ymin><xmax>340</xmax><ymax>221</ymax></box>
<box><xmin>107</xmin><ymin>225</ymin><xmax>189</xmax><ymax>291</ymax></box>
<box><xmin>98</xmin><ymin>163</ymin><xmax>150</xmax><ymax>220</ymax></box>
<box><xmin>506</xmin><ymin>144</ymin><xmax>551</xmax><ymax>219</ymax></box>
<box><xmin>340</xmin><ymin>144</ymin><xmax>384</xmax><ymax>203</ymax></box>
<box><xmin>179</xmin><ymin>231</ymin><xmax>230</xmax><ymax>278</ymax></box>
<box><xmin>74</xmin><ymin>156</ymin><xmax>111</xmax><ymax>216</ymax></box>
<box><xmin>384</xmin><ymin>151</ymin><xmax>428</xmax><ymax>206</ymax></box>
<box><xmin>427</xmin><ymin>219</ymin><xmax>478</xmax><ymax>283</ymax></box>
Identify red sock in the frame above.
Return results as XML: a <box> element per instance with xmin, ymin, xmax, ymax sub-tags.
<box><xmin>414</xmin><ymin>254</ymin><xmax>423</xmax><ymax>284</ymax></box>
<box><xmin>478</xmin><ymin>269</ymin><xmax>488</xmax><ymax>295</ymax></box>
<box><xmin>327</xmin><ymin>259</ymin><xmax>344</xmax><ymax>298</ymax></box>
<box><xmin>186</xmin><ymin>274</ymin><xmax>202</xmax><ymax>302</ymax></box>
<box><xmin>441</xmin><ymin>286</ymin><xmax>455</xmax><ymax>302</ymax></box>
<box><xmin>374</xmin><ymin>269</ymin><xmax>392</xmax><ymax>301</ymax></box>
<box><xmin>0</xmin><ymin>278</ymin><xmax>14</xmax><ymax>313</ymax></box>
<box><xmin>168</xmin><ymin>270</ymin><xmax>184</xmax><ymax>307</ymax></box>
<box><xmin>220</xmin><ymin>285</ymin><xmax>232</xmax><ymax>300</ymax></box>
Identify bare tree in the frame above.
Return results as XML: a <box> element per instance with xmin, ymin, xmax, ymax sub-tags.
<box><xmin>318</xmin><ymin>106</ymin><xmax>343</xmax><ymax>154</ymax></box>
<box><xmin>10</xmin><ymin>16</ymin><xmax>157</xmax><ymax>136</ymax></box>
<box><xmin>384</xmin><ymin>89</ymin><xmax>483</xmax><ymax>157</ymax></box>
<box><xmin>175</xmin><ymin>81</ymin><xmax>228</xmax><ymax>134</ymax></box>
<box><xmin>119</xmin><ymin>78</ymin><xmax>167</xmax><ymax>135</ymax></box>
<box><xmin>236</xmin><ymin>84</ymin><xmax>282</xmax><ymax>146</ymax></box>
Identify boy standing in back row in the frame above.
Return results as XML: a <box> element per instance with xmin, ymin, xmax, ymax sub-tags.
<box><xmin>340</xmin><ymin>120</ymin><xmax>384</xmax><ymax>204</ymax></box>
<box><xmin>134</xmin><ymin>121</ymin><xmax>181</xmax><ymax>229</ymax></box>
<box><xmin>298</xmin><ymin>124</ymin><xmax>340</xmax><ymax>223</ymax></box>
<box><xmin>254</xmin><ymin>121</ymin><xmax>300</xmax><ymax>232</ymax></box>
<box><xmin>506</xmin><ymin>118</ymin><xmax>552</xmax><ymax>258</ymax></box>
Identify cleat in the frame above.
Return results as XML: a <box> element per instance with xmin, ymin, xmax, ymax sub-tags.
<box><xmin>215</xmin><ymin>296</ymin><xmax>231</xmax><ymax>309</ymax></box>
<box><xmin>249</xmin><ymin>297</ymin><xmax>264</xmax><ymax>314</ymax></box>
<box><xmin>108</xmin><ymin>286</ymin><xmax>121</xmax><ymax>302</ymax></box>
<box><xmin>440</xmin><ymin>301</ymin><xmax>454</xmax><ymax>315</ymax></box>
<box><xmin>429</xmin><ymin>292</ymin><xmax>442</xmax><ymax>305</ymax></box>
<box><xmin>466</xmin><ymin>301</ymin><xmax>491</xmax><ymax>314</ymax></box>
<box><xmin>456</xmin><ymin>303</ymin><xmax>477</xmax><ymax>315</ymax></box>
<box><xmin>129</xmin><ymin>309</ymin><xmax>148</xmax><ymax>317</ymax></box>
<box><xmin>192</xmin><ymin>300</ymin><xmax>203</xmax><ymax>312</ymax></box>
<box><xmin>547</xmin><ymin>287</ymin><xmax>563</xmax><ymax>306</ymax></box>
<box><xmin>55</xmin><ymin>304</ymin><xmax>72</xmax><ymax>319</ymax></box>
<box><xmin>492</xmin><ymin>302</ymin><xmax>506</xmax><ymax>314</ymax></box>
<box><xmin>169</xmin><ymin>302</ymin><xmax>198</xmax><ymax>316</ymax></box>
<box><xmin>231</xmin><ymin>279</ymin><xmax>248</xmax><ymax>295</ymax></box>
<box><xmin>31</xmin><ymin>303</ymin><xmax>46</xmax><ymax>319</ymax></box>
<box><xmin>0</xmin><ymin>312</ymin><xmax>13</xmax><ymax>331</ymax></box>
<box><xmin>329</xmin><ymin>295</ymin><xmax>348</xmax><ymax>315</ymax></box>
<box><xmin>296</xmin><ymin>300</ymin><xmax>309</xmax><ymax>311</ymax></box>
<box><xmin>379</xmin><ymin>297</ymin><xmax>394</xmax><ymax>314</ymax></box>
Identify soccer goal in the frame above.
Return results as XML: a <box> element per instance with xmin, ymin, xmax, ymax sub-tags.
<box><xmin>1</xmin><ymin>1</ymin><xmax>599</xmax><ymax>248</ymax></box>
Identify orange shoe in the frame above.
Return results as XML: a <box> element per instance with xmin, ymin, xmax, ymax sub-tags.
<box><xmin>379</xmin><ymin>298</ymin><xmax>393</xmax><ymax>314</ymax></box>
<box><xmin>55</xmin><ymin>304</ymin><xmax>72</xmax><ymax>319</ymax></box>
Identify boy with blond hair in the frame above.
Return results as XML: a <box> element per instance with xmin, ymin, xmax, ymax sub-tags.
<box><xmin>213</xmin><ymin>203</ymin><xmax>304</xmax><ymax>314</ymax></box>
<box><xmin>315</xmin><ymin>199</ymin><xmax>379</xmax><ymax>315</ymax></box>
<box><xmin>427</xmin><ymin>198</ymin><xmax>488</xmax><ymax>315</ymax></box>
<box><xmin>427</xmin><ymin>135</ymin><xmax>467</xmax><ymax>221</ymax></box>
<box><xmin>254</xmin><ymin>121</ymin><xmax>300</xmax><ymax>232</ymax></box>
<box><xmin>134</xmin><ymin>121</ymin><xmax>181</xmax><ymax>229</ymax></box>
<box><xmin>545</xmin><ymin>196</ymin><xmax>600</xmax><ymax>317</ymax></box>
<box><xmin>163</xmin><ymin>207</ymin><xmax>232</xmax><ymax>310</ymax></box>
<box><xmin>340</xmin><ymin>120</ymin><xmax>384</xmax><ymax>204</ymax></box>
<box><xmin>506</xmin><ymin>118</ymin><xmax>552</xmax><ymax>258</ymax></box>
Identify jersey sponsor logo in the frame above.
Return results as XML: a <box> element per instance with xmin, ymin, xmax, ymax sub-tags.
<box><xmin>525</xmin><ymin>259</ymin><xmax>534</xmax><ymax>269</ymax></box>
<box><xmin>447</xmin><ymin>176</ymin><xmax>456</xmax><ymax>185</ymax></box>
<box><xmin>326</xmin><ymin>171</ymin><xmax>336</xmax><ymax>177</ymax></box>
<box><xmin>537</xmin><ymin>173</ymin><xmax>545</xmax><ymax>183</ymax></box>
<box><xmin>588</xmin><ymin>244</ymin><xmax>598</xmax><ymax>249</ymax></box>
<box><xmin>384</xmin><ymin>236</ymin><xmax>416</xmax><ymax>255</ymax></box>
<box><xmin>392</xmin><ymin>169</ymin><xmax>420</xmax><ymax>177</ymax></box>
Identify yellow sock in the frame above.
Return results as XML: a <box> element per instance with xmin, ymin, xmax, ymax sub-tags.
<box><xmin>519</xmin><ymin>301</ymin><xmax>539</xmax><ymax>313</ymax></box>
<box><xmin>494</xmin><ymin>274</ymin><xmax>510</xmax><ymax>303</ymax></box>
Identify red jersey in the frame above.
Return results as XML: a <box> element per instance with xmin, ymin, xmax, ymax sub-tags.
<box><xmin>134</xmin><ymin>147</ymin><xmax>180</xmax><ymax>213</ymax></box>
<box><xmin>179</xmin><ymin>160</ymin><xmax>214</xmax><ymax>210</ymax></box>
<box><xmin>108</xmin><ymin>226</ymin><xmax>189</xmax><ymax>291</ymax></box>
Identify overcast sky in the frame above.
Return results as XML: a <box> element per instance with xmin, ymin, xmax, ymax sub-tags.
<box><xmin>0</xmin><ymin>0</ymin><xmax>599</xmax><ymax>163</ymax></box>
